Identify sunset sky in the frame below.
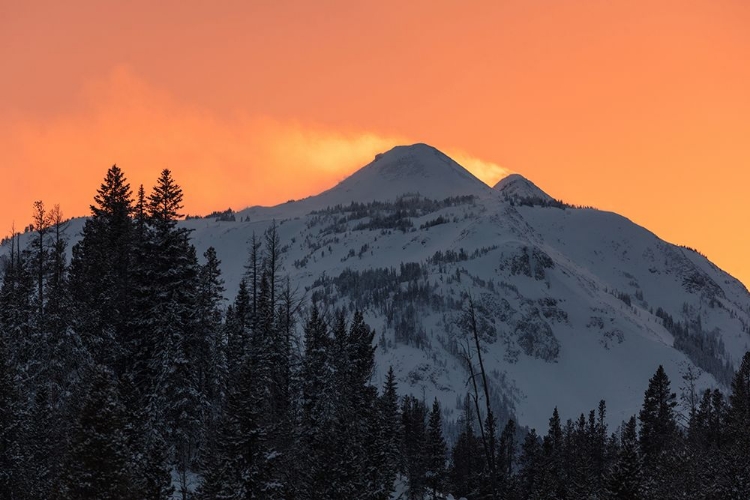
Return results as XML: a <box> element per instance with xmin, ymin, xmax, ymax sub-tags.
<box><xmin>1</xmin><ymin>1</ymin><xmax>749</xmax><ymax>287</ymax></box>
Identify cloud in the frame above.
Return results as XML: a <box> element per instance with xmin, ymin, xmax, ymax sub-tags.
<box><xmin>0</xmin><ymin>67</ymin><xmax>509</xmax><ymax>233</ymax></box>
<box><xmin>449</xmin><ymin>152</ymin><xmax>513</xmax><ymax>186</ymax></box>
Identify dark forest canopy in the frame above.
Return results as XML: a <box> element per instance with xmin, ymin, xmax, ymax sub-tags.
<box><xmin>1</xmin><ymin>165</ymin><xmax>750</xmax><ymax>499</ymax></box>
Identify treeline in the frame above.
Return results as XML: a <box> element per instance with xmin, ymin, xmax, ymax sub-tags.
<box><xmin>0</xmin><ymin>165</ymin><xmax>430</xmax><ymax>499</ymax></box>
<box><xmin>439</xmin><ymin>359</ymin><xmax>750</xmax><ymax>500</ymax></box>
<box><xmin>2</xmin><ymin>165</ymin><xmax>750</xmax><ymax>499</ymax></box>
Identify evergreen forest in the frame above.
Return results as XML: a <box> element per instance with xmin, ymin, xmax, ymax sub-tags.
<box><xmin>2</xmin><ymin>165</ymin><xmax>750</xmax><ymax>499</ymax></box>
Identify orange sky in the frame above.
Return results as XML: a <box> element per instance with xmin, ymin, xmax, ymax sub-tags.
<box><xmin>1</xmin><ymin>0</ymin><xmax>749</xmax><ymax>288</ymax></box>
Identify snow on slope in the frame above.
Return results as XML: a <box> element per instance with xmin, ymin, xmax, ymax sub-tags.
<box><xmin>307</xmin><ymin>143</ymin><xmax>491</xmax><ymax>206</ymax></box>
<box><xmin>5</xmin><ymin>144</ymin><xmax>750</xmax><ymax>433</ymax></box>
<box><xmin>493</xmin><ymin>173</ymin><xmax>553</xmax><ymax>203</ymax></box>
<box><xmin>186</xmin><ymin>147</ymin><xmax>750</xmax><ymax>432</ymax></box>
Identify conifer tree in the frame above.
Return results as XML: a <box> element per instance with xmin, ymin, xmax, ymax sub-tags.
<box><xmin>26</xmin><ymin>386</ymin><xmax>55</xmax><ymax>499</ymax></box>
<box><xmin>69</xmin><ymin>164</ymin><xmax>134</xmax><ymax>368</ymax></box>
<box><xmin>517</xmin><ymin>428</ymin><xmax>542</xmax><ymax>500</ymax></box>
<box><xmin>375</xmin><ymin>366</ymin><xmax>401</xmax><ymax>498</ymax></box>
<box><xmin>226</xmin><ymin>278</ymin><xmax>251</xmax><ymax>373</ymax></box>
<box><xmin>143</xmin><ymin>169</ymin><xmax>204</xmax><ymax>493</ymax></box>
<box><xmin>604</xmin><ymin>416</ymin><xmax>642</xmax><ymax>500</ymax></box>
<box><xmin>725</xmin><ymin>351</ymin><xmax>750</xmax><ymax>497</ymax></box>
<box><xmin>59</xmin><ymin>365</ymin><xmax>133</xmax><ymax>500</ymax></box>
<box><xmin>0</xmin><ymin>234</ymin><xmax>36</xmax><ymax>383</ymax></box>
<box><xmin>29</xmin><ymin>200</ymin><xmax>53</xmax><ymax>322</ymax></box>
<box><xmin>401</xmin><ymin>396</ymin><xmax>428</xmax><ymax>499</ymax></box>
<box><xmin>497</xmin><ymin>418</ymin><xmax>517</xmax><ymax>496</ymax></box>
<box><xmin>197</xmin><ymin>247</ymin><xmax>226</xmax><ymax>428</ymax></box>
<box><xmin>638</xmin><ymin>365</ymin><xmax>680</xmax><ymax>499</ymax></box>
<box><xmin>425</xmin><ymin>398</ymin><xmax>447</xmax><ymax>499</ymax></box>
<box><xmin>0</xmin><ymin>335</ymin><xmax>26</xmax><ymax>500</ymax></box>
<box><xmin>449</xmin><ymin>396</ymin><xmax>485</xmax><ymax>499</ymax></box>
<box><xmin>298</xmin><ymin>304</ymin><xmax>336</xmax><ymax>498</ymax></box>
<box><xmin>538</xmin><ymin>407</ymin><xmax>566</xmax><ymax>500</ymax></box>
<box><xmin>639</xmin><ymin>365</ymin><xmax>679</xmax><ymax>462</ymax></box>
<box><xmin>244</xmin><ymin>232</ymin><xmax>262</xmax><ymax>319</ymax></box>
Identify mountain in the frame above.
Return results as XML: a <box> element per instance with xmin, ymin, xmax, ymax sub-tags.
<box><xmin>310</xmin><ymin>143</ymin><xmax>492</xmax><ymax>206</ymax></box>
<box><xmin>493</xmin><ymin>173</ymin><xmax>553</xmax><ymax>203</ymax></box>
<box><xmin>4</xmin><ymin>144</ymin><xmax>750</xmax><ymax>432</ymax></box>
<box><xmin>185</xmin><ymin>144</ymin><xmax>750</xmax><ymax>430</ymax></box>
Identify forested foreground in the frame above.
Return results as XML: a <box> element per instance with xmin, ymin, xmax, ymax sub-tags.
<box><xmin>1</xmin><ymin>165</ymin><xmax>750</xmax><ymax>500</ymax></box>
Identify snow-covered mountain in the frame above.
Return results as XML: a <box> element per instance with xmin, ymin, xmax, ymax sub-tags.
<box><xmin>318</xmin><ymin>143</ymin><xmax>492</xmax><ymax>204</ymax></box>
<box><xmin>494</xmin><ymin>173</ymin><xmax>553</xmax><ymax>204</ymax></box>
<box><xmin>6</xmin><ymin>144</ymin><xmax>750</xmax><ymax>432</ymax></box>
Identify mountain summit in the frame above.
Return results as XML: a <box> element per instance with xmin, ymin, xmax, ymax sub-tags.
<box><xmin>494</xmin><ymin>173</ymin><xmax>553</xmax><ymax>203</ymax></box>
<box><xmin>315</xmin><ymin>143</ymin><xmax>491</xmax><ymax>206</ymax></box>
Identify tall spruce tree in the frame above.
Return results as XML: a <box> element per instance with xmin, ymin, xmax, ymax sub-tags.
<box><xmin>196</xmin><ymin>247</ymin><xmax>226</xmax><ymax>432</ymax></box>
<box><xmin>638</xmin><ymin>365</ymin><xmax>680</xmax><ymax>499</ymax></box>
<box><xmin>449</xmin><ymin>395</ymin><xmax>485</xmax><ymax>499</ymax></box>
<box><xmin>401</xmin><ymin>396</ymin><xmax>428</xmax><ymax>499</ymax></box>
<box><xmin>604</xmin><ymin>416</ymin><xmax>642</xmax><ymax>500</ymax></box>
<box><xmin>517</xmin><ymin>428</ymin><xmax>542</xmax><ymax>500</ymax></box>
<box><xmin>145</xmin><ymin>169</ymin><xmax>203</xmax><ymax>496</ymax></box>
<box><xmin>374</xmin><ymin>366</ymin><xmax>401</xmax><ymax>499</ymax></box>
<box><xmin>497</xmin><ymin>419</ymin><xmax>517</xmax><ymax>497</ymax></box>
<box><xmin>69</xmin><ymin>164</ymin><xmax>134</xmax><ymax>369</ymax></box>
<box><xmin>298</xmin><ymin>304</ymin><xmax>337</xmax><ymax>498</ymax></box>
<box><xmin>0</xmin><ymin>334</ymin><xmax>26</xmax><ymax>500</ymax></box>
<box><xmin>58</xmin><ymin>365</ymin><xmax>133</xmax><ymax>500</ymax></box>
<box><xmin>425</xmin><ymin>398</ymin><xmax>447</xmax><ymax>499</ymax></box>
<box><xmin>725</xmin><ymin>351</ymin><xmax>750</xmax><ymax>497</ymax></box>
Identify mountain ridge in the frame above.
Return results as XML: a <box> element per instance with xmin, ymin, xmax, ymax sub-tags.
<box><xmin>3</xmin><ymin>144</ymin><xmax>749</xmax><ymax>432</ymax></box>
<box><xmin>183</xmin><ymin>145</ymin><xmax>750</xmax><ymax>429</ymax></box>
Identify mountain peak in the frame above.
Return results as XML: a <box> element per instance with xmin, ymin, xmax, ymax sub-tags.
<box><xmin>313</xmin><ymin>143</ymin><xmax>491</xmax><ymax>206</ymax></box>
<box><xmin>493</xmin><ymin>173</ymin><xmax>552</xmax><ymax>202</ymax></box>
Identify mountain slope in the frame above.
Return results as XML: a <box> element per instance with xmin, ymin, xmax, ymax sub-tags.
<box><xmin>4</xmin><ymin>145</ymin><xmax>749</xmax><ymax>432</ymax></box>
<box><xmin>308</xmin><ymin>143</ymin><xmax>492</xmax><ymax>206</ymax></box>
<box><xmin>493</xmin><ymin>173</ymin><xmax>553</xmax><ymax>203</ymax></box>
<box><xmin>184</xmin><ymin>149</ymin><xmax>750</xmax><ymax>430</ymax></box>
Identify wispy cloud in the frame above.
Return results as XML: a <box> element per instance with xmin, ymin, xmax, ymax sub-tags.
<box><xmin>0</xmin><ymin>67</ymin><xmax>509</xmax><ymax>232</ymax></box>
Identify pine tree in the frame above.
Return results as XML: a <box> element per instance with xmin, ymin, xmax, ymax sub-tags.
<box><xmin>143</xmin><ymin>169</ymin><xmax>203</xmax><ymax>496</ymax></box>
<box><xmin>375</xmin><ymin>366</ymin><xmax>401</xmax><ymax>499</ymax></box>
<box><xmin>26</xmin><ymin>386</ymin><xmax>55</xmax><ymax>499</ymax></box>
<box><xmin>725</xmin><ymin>351</ymin><xmax>750</xmax><ymax>497</ymax></box>
<box><xmin>425</xmin><ymin>399</ymin><xmax>447</xmax><ymax>499</ymax></box>
<box><xmin>0</xmin><ymin>232</ymin><xmax>36</xmax><ymax>385</ymax></box>
<box><xmin>196</xmin><ymin>247</ymin><xmax>226</xmax><ymax>432</ymax></box>
<box><xmin>328</xmin><ymin>310</ymin><xmax>379</xmax><ymax>498</ymax></box>
<box><xmin>59</xmin><ymin>365</ymin><xmax>133</xmax><ymax>500</ymax></box>
<box><xmin>298</xmin><ymin>304</ymin><xmax>336</xmax><ymax>498</ymax></box>
<box><xmin>226</xmin><ymin>278</ymin><xmax>251</xmax><ymax>373</ymax></box>
<box><xmin>197</xmin><ymin>347</ymin><xmax>267</xmax><ymax>499</ymax></box>
<box><xmin>604</xmin><ymin>416</ymin><xmax>642</xmax><ymax>500</ymax></box>
<box><xmin>29</xmin><ymin>200</ymin><xmax>53</xmax><ymax>322</ymax></box>
<box><xmin>244</xmin><ymin>232</ymin><xmax>262</xmax><ymax>319</ymax></box>
<box><xmin>567</xmin><ymin>413</ymin><xmax>594</xmax><ymax>499</ymax></box>
<box><xmin>0</xmin><ymin>335</ymin><xmax>27</xmax><ymax>500</ymax></box>
<box><xmin>263</xmin><ymin>221</ymin><xmax>282</xmax><ymax>311</ymax></box>
<box><xmin>497</xmin><ymin>419</ymin><xmax>517</xmax><ymax>496</ymax></box>
<box><xmin>638</xmin><ymin>365</ymin><xmax>680</xmax><ymax>499</ymax></box>
<box><xmin>517</xmin><ymin>429</ymin><xmax>542</xmax><ymax>500</ymax></box>
<box><xmin>449</xmin><ymin>395</ymin><xmax>485</xmax><ymax>499</ymax></box>
<box><xmin>401</xmin><ymin>396</ymin><xmax>428</xmax><ymax>499</ymax></box>
<box><xmin>538</xmin><ymin>407</ymin><xmax>566</xmax><ymax>500</ymax></box>
<box><xmin>43</xmin><ymin>204</ymin><xmax>78</xmax><ymax>409</ymax></box>
<box><xmin>148</xmin><ymin>168</ymin><xmax>184</xmax><ymax>235</ymax></box>
<box><xmin>69</xmin><ymin>164</ymin><xmax>134</xmax><ymax>369</ymax></box>
<box><xmin>639</xmin><ymin>365</ymin><xmax>679</xmax><ymax>463</ymax></box>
